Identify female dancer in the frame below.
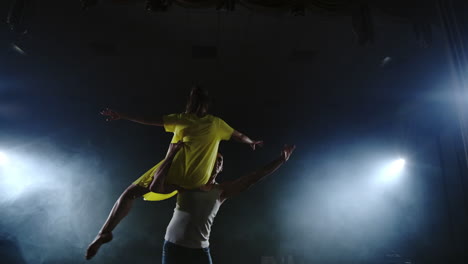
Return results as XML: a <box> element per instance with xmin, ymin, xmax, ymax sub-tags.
<box><xmin>85</xmin><ymin>86</ymin><xmax>263</xmax><ymax>260</ymax></box>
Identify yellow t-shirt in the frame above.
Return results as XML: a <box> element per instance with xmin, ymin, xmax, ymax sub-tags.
<box><xmin>133</xmin><ymin>113</ymin><xmax>234</xmax><ymax>201</ymax></box>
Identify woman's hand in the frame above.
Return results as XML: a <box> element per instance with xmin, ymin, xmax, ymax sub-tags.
<box><xmin>232</xmin><ymin>131</ymin><xmax>264</xmax><ymax>150</ymax></box>
<box><xmin>250</xmin><ymin>140</ymin><xmax>264</xmax><ymax>151</ymax></box>
<box><xmin>100</xmin><ymin>108</ymin><xmax>121</xmax><ymax>122</ymax></box>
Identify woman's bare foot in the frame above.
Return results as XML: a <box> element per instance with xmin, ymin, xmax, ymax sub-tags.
<box><xmin>85</xmin><ymin>232</ymin><xmax>113</xmax><ymax>260</ymax></box>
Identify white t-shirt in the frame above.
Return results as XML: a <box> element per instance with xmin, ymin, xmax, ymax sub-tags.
<box><xmin>164</xmin><ymin>185</ymin><xmax>223</xmax><ymax>248</ymax></box>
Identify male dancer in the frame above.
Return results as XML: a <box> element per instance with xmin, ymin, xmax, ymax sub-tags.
<box><xmin>160</xmin><ymin>144</ymin><xmax>296</xmax><ymax>264</ymax></box>
<box><xmin>86</xmin><ymin>86</ymin><xmax>262</xmax><ymax>260</ymax></box>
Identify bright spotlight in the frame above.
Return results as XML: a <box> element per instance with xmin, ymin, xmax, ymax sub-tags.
<box><xmin>388</xmin><ymin>158</ymin><xmax>405</xmax><ymax>174</ymax></box>
<box><xmin>380</xmin><ymin>158</ymin><xmax>405</xmax><ymax>182</ymax></box>
<box><xmin>0</xmin><ymin>152</ymin><xmax>9</xmax><ymax>166</ymax></box>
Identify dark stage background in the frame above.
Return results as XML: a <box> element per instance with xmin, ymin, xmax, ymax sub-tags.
<box><xmin>0</xmin><ymin>1</ymin><xmax>467</xmax><ymax>263</ymax></box>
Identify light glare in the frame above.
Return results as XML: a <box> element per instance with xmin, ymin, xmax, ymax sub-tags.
<box><xmin>380</xmin><ymin>158</ymin><xmax>406</xmax><ymax>182</ymax></box>
<box><xmin>388</xmin><ymin>158</ymin><xmax>405</xmax><ymax>175</ymax></box>
<box><xmin>0</xmin><ymin>152</ymin><xmax>9</xmax><ymax>166</ymax></box>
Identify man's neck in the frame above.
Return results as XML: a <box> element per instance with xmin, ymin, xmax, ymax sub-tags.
<box><xmin>200</xmin><ymin>180</ymin><xmax>218</xmax><ymax>191</ymax></box>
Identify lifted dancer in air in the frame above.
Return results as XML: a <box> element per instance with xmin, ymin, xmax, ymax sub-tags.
<box><xmin>159</xmin><ymin>143</ymin><xmax>296</xmax><ymax>264</ymax></box>
<box><xmin>85</xmin><ymin>86</ymin><xmax>263</xmax><ymax>260</ymax></box>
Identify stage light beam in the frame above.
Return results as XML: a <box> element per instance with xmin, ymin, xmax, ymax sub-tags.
<box><xmin>388</xmin><ymin>158</ymin><xmax>405</xmax><ymax>174</ymax></box>
<box><xmin>380</xmin><ymin>158</ymin><xmax>405</xmax><ymax>182</ymax></box>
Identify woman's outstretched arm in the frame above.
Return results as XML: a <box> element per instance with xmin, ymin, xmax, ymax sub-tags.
<box><xmin>100</xmin><ymin>107</ymin><xmax>164</xmax><ymax>126</ymax></box>
<box><xmin>231</xmin><ymin>130</ymin><xmax>264</xmax><ymax>150</ymax></box>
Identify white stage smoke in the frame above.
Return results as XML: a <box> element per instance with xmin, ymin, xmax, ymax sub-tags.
<box><xmin>0</xmin><ymin>139</ymin><xmax>112</xmax><ymax>263</ymax></box>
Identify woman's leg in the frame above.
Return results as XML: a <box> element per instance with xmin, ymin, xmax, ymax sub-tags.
<box><xmin>85</xmin><ymin>184</ymin><xmax>149</xmax><ymax>260</ymax></box>
<box><xmin>149</xmin><ymin>142</ymin><xmax>183</xmax><ymax>194</ymax></box>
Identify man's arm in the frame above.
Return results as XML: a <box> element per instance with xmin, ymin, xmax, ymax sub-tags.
<box><xmin>220</xmin><ymin>145</ymin><xmax>295</xmax><ymax>201</ymax></box>
<box><xmin>231</xmin><ymin>130</ymin><xmax>264</xmax><ymax>150</ymax></box>
<box><xmin>100</xmin><ymin>108</ymin><xmax>164</xmax><ymax>126</ymax></box>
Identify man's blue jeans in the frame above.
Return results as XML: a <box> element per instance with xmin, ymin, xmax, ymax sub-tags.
<box><xmin>162</xmin><ymin>240</ymin><xmax>213</xmax><ymax>264</ymax></box>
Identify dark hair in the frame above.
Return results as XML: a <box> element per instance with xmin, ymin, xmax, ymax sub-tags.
<box><xmin>185</xmin><ymin>86</ymin><xmax>211</xmax><ymax>116</ymax></box>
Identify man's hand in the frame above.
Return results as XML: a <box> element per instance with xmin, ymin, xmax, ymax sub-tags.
<box><xmin>281</xmin><ymin>144</ymin><xmax>296</xmax><ymax>161</ymax></box>
<box><xmin>250</xmin><ymin>140</ymin><xmax>264</xmax><ymax>150</ymax></box>
<box><xmin>100</xmin><ymin>108</ymin><xmax>121</xmax><ymax>122</ymax></box>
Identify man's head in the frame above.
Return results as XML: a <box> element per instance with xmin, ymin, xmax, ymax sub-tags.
<box><xmin>208</xmin><ymin>153</ymin><xmax>224</xmax><ymax>183</ymax></box>
<box><xmin>185</xmin><ymin>86</ymin><xmax>211</xmax><ymax>116</ymax></box>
